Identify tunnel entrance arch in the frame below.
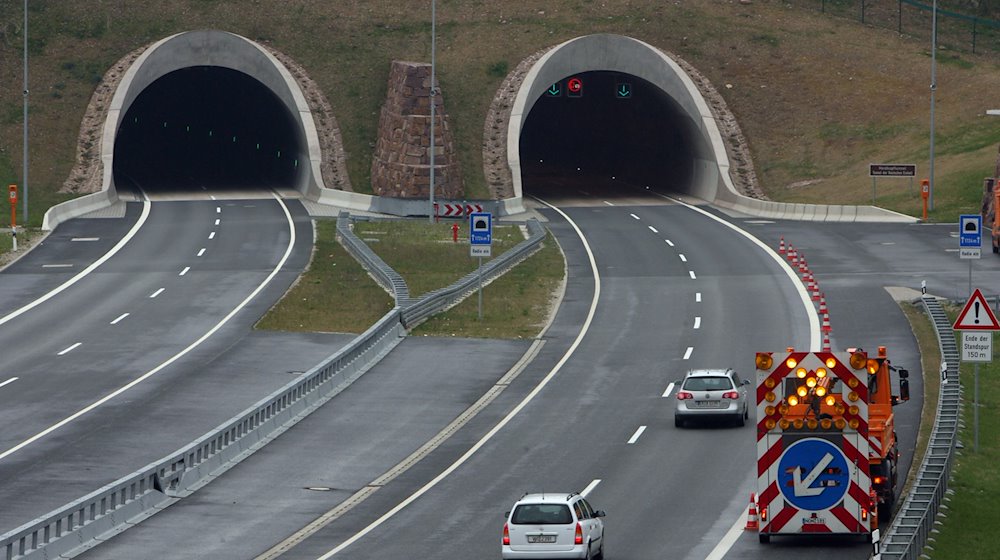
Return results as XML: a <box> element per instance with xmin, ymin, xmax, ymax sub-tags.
<box><xmin>488</xmin><ymin>34</ymin><xmax>754</xmax><ymax>212</ymax></box>
<box><xmin>104</xmin><ymin>30</ymin><xmax>325</xmax><ymax>199</ymax></box>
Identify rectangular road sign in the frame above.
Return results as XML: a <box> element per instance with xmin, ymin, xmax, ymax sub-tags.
<box><xmin>869</xmin><ymin>163</ymin><xmax>916</xmax><ymax>177</ymax></box>
<box><xmin>961</xmin><ymin>248</ymin><xmax>982</xmax><ymax>259</ymax></box>
<box><xmin>962</xmin><ymin>331</ymin><xmax>993</xmax><ymax>362</ymax></box>
<box><xmin>470</xmin><ymin>245</ymin><xmax>491</xmax><ymax>257</ymax></box>
<box><xmin>469</xmin><ymin>212</ymin><xmax>492</xmax><ymax>246</ymax></box>
<box><xmin>960</xmin><ymin>214</ymin><xmax>982</xmax><ymax>248</ymax></box>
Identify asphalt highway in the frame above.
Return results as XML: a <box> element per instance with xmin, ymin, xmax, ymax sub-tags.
<box><xmin>0</xmin><ymin>194</ymin><xmax>318</xmax><ymax>531</ymax></box>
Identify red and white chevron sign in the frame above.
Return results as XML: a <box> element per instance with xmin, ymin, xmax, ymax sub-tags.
<box><xmin>438</xmin><ymin>203</ymin><xmax>484</xmax><ymax>217</ymax></box>
<box><xmin>754</xmin><ymin>351</ymin><xmax>872</xmax><ymax>540</ymax></box>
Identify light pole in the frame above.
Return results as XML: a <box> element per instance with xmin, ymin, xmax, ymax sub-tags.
<box><xmin>929</xmin><ymin>0</ymin><xmax>937</xmax><ymax>212</ymax></box>
<box><xmin>22</xmin><ymin>0</ymin><xmax>29</xmax><ymax>226</ymax></box>
<box><xmin>428</xmin><ymin>0</ymin><xmax>436</xmax><ymax>223</ymax></box>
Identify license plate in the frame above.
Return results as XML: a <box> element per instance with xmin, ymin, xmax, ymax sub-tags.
<box><xmin>527</xmin><ymin>535</ymin><xmax>557</xmax><ymax>544</ymax></box>
<box><xmin>694</xmin><ymin>400</ymin><xmax>721</xmax><ymax>408</ymax></box>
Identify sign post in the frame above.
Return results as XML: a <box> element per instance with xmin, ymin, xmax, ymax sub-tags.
<box><xmin>869</xmin><ymin>164</ymin><xmax>916</xmax><ymax>205</ymax></box>
<box><xmin>469</xmin><ymin>212</ymin><xmax>492</xmax><ymax>320</ymax></box>
<box><xmin>954</xmin><ymin>288</ymin><xmax>1000</xmax><ymax>452</ymax></box>
<box><xmin>8</xmin><ymin>184</ymin><xmax>17</xmax><ymax>252</ymax></box>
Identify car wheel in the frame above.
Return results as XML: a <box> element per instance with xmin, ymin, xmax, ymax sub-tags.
<box><xmin>674</xmin><ymin>417</ymin><xmax>684</xmax><ymax>428</ymax></box>
<box><xmin>595</xmin><ymin>541</ymin><xmax>605</xmax><ymax>560</ymax></box>
<box><xmin>584</xmin><ymin>542</ymin><xmax>593</xmax><ymax>560</ymax></box>
<box><xmin>736</xmin><ymin>413</ymin><xmax>746</xmax><ymax>427</ymax></box>
<box><xmin>744</xmin><ymin>404</ymin><xmax>750</xmax><ymax>420</ymax></box>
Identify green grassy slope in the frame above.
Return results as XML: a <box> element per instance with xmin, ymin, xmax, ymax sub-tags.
<box><xmin>3</xmin><ymin>1</ymin><xmax>1000</xmax><ymax>225</ymax></box>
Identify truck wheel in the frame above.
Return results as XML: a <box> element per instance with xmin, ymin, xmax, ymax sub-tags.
<box><xmin>759</xmin><ymin>534</ymin><xmax>770</xmax><ymax>544</ymax></box>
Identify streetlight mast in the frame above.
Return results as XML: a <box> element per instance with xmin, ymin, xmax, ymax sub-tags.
<box><xmin>22</xmin><ymin>0</ymin><xmax>29</xmax><ymax>225</ymax></box>
<box><xmin>929</xmin><ymin>0</ymin><xmax>937</xmax><ymax>212</ymax></box>
<box><xmin>428</xmin><ymin>0</ymin><xmax>436</xmax><ymax>223</ymax></box>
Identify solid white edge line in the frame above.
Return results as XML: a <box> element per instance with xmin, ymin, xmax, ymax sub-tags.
<box><xmin>316</xmin><ymin>196</ymin><xmax>603</xmax><ymax>559</ymax></box>
<box><xmin>57</xmin><ymin>342</ymin><xmax>82</xmax><ymax>356</ymax></box>
<box><xmin>626</xmin><ymin>425</ymin><xmax>647</xmax><ymax>444</ymax></box>
<box><xmin>0</xmin><ymin>199</ymin><xmax>152</xmax><ymax>327</ymax></box>
<box><xmin>683</xmin><ymin>346</ymin><xmax>693</xmax><ymax>360</ymax></box>
<box><xmin>662</xmin><ymin>382</ymin><xmax>675</xmax><ymax>398</ymax></box>
<box><xmin>0</xmin><ymin>377</ymin><xmax>20</xmax><ymax>388</ymax></box>
<box><xmin>581</xmin><ymin>479</ymin><xmax>601</xmax><ymax>498</ymax></box>
<box><xmin>149</xmin><ymin>288</ymin><xmax>165</xmax><ymax>299</ymax></box>
<box><xmin>179</xmin><ymin>267</ymin><xmax>190</xmax><ymax>276</ymax></box>
<box><xmin>110</xmin><ymin>313</ymin><xmax>129</xmax><ymax>325</ymax></box>
<box><xmin>0</xmin><ymin>193</ymin><xmax>297</xmax><ymax>462</ymax></box>
<box><xmin>656</xmin><ymin>194</ymin><xmax>820</xmax><ymax>560</ymax></box>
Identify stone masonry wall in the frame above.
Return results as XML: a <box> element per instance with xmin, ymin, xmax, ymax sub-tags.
<box><xmin>371</xmin><ymin>61</ymin><xmax>463</xmax><ymax>199</ymax></box>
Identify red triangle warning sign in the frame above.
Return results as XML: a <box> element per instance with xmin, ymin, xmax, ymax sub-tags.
<box><xmin>954</xmin><ymin>289</ymin><xmax>1000</xmax><ymax>330</ymax></box>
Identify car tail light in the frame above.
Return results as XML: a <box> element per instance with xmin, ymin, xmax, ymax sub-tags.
<box><xmin>676</xmin><ymin>391</ymin><xmax>694</xmax><ymax>400</ymax></box>
<box><xmin>503</xmin><ymin>523</ymin><xmax>510</xmax><ymax>545</ymax></box>
<box><xmin>722</xmin><ymin>391</ymin><xmax>739</xmax><ymax>400</ymax></box>
<box><xmin>574</xmin><ymin>522</ymin><xmax>583</xmax><ymax>545</ymax></box>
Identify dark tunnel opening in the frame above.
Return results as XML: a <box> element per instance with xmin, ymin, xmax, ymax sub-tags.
<box><xmin>113</xmin><ymin>66</ymin><xmax>304</xmax><ymax>196</ymax></box>
<box><xmin>519</xmin><ymin>71</ymin><xmax>696</xmax><ymax>199</ymax></box>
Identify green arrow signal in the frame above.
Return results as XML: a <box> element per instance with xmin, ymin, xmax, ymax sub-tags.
<box><xmin>546</xmin><ymin>83</ymin><xmax>561</xmax><ymax>96</ymax></box>
<box><xmin>617</xmin><ymin>83</ymin><xmax>631</xmax><ymax>98</ymax></box>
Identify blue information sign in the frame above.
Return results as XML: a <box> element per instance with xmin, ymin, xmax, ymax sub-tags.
<box><xmin>776</xmin><ymin>437</ymin><xmax>850</xmax><ymax>512</ymax></box>
<box><xmin>469</xmin><ymin>212</ymin><xmax>492</xmax><ymax>246</ymax></box>
<box><xmin>960</xmin><ymin>214</ymin><xmax>982</xmax><ymax>248</ymax></box>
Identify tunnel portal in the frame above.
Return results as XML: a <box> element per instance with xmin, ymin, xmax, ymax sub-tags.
<box><xmin>113</xmin><ymin>66</ymin><xmax>304</xmax><ymax>196</ymax></box>
<box><xmin>518</xmin><ymin>71</ymin><xmax>697</xmax><ymax>200</ymax></box>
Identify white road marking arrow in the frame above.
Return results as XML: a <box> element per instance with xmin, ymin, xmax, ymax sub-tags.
<box><xmin>793</xmin><ymin>452</ymin><xmax>834</xmax><ymax>497</ymax></box>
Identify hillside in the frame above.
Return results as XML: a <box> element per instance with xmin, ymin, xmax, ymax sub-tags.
<box><xmin>2</xmin><ymin>0</ymin><xmax>1000</xmax><ymax>225</ymax></box>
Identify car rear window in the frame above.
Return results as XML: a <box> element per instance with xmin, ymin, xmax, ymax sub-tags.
<box><xmin>683</xmin><ymin>376</ymin><xmax>733</xmax><ymax>391</ymax></box>
<box><xmin>511</xmin><ymin>504</ymin><xmax>573</xmax><ymax>525</ymax></box>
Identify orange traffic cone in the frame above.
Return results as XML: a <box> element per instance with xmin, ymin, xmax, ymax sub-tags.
<box><xmin>745</xmin><ymin>493</ymin><xmax>760</xmax><ymax>531</ymax></box>
<box><xmin>778</xmin><ymin>236</ymin><xmax>786</xmax><ymax>254</ymax></box>
<box><xmin>821</xmin><ymin>313</ymin><xmax>832</xmax><ymax>333</ymax></box>
<box><xmin>823</xmin><ymin>333</ymin><xmax>832</xmax><ymax>352</ymax></box>
<box><xmin>819</xmin><ymin>293</ymin><xmax>829</xmax><ymax>315</ymax></box>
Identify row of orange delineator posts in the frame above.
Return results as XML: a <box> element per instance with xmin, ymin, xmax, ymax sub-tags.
<box><xmin>778</xmin><ymin>236</ymin><xmax>832</xmax><ymax>351</ymax></box>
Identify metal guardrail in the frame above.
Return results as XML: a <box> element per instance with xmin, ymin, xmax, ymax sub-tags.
<box><xmin>401</xmin><ymin>218</ymin><xmax>546</xmax><ymax>328</ymax></box>
<box><xmin>880</xmin><ymin>295</ymin><xmax>962</xmax><ymax>559</ymax></box>
<box><xmin>1</xmin><ymin>213</ymin><xmax>549</xmax><ymax>559</ymax></box>
<box><xmin>337</xmin><ymin>211</ymin><xmax>410</xmax><ymax>305</ymax></box>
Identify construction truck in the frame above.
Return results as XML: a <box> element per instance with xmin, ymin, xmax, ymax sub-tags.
<box><xmin>754</xmin><ymin>347</ymin><xmax>909</xmax><ymax>543</ymax></box>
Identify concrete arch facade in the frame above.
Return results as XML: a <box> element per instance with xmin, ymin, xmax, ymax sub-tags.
<box><xmin>503</xmin><ymin>33</ymin><xmax>738</xmax><ymax>211</ymax></box>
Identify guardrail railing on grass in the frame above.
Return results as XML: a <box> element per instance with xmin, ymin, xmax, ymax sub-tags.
<box><xmin>880</xmin><ymin>295</ymin><xmax>962</xmax><ymax>559</ymax></box>
<box><xmin>337</xmin><ymin>211</ymin><xmax>410</xmax><ymax>305</ymax></box>
<box><xmin>1</xmin><ymin>212</ymin><xmax>550</xmax><ymax>559</ymax></box>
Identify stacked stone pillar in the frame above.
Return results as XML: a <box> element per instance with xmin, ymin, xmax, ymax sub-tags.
<box><xmin>370</xmin><ymin>61</ymin><xmax>463</xmax><ymax>199</ymax></box>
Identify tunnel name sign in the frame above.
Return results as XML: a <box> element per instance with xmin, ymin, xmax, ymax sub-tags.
<box><xmin>470</xmin><ymin>212</ymin><xmax>492</xmax><ymax>257</ymax></box>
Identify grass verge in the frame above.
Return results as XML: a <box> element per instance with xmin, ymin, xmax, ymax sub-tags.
<box><xmin>257</xmin><ymin>219</ymin><xmax>565</xmax><ymax>339</ymax></box>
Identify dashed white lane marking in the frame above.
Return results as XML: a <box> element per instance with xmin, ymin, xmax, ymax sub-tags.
<box><xmin>210</xmin><ymin>195</ymin><xmax>217</xmax><ymax>201</ymax></box>
<box><xmin>630</xmin><ymin>213</ymin><xmax>640</xmax><ymax>220</ymax></box>
<box><xmin>70</xmin><ymin>237</ymin><xmax>99</xmax><ymax>242</ymax></box>
<box><xmin>581</xmin><ymin>479</ymin><xmax>602</xmax><ymax>498</ymax></box>
<box><xmin>57</xmin><ymin>343</ymin><xmax>82</xmax><ymax>356</ymax></box>
<box><xmin>197</xmin><ymin>248</ymin><xmax>206</xmax><ymax>257</ymax></box>
<box><xmin>209</xmin><ymin>231</ymin><xmax>216</xmax><ymax>240</ymax></box>
<box><xmin>42</xmin><ymin>264</ymin><xmax>73</xmax><ymax>269</ymax></box>
<box><xmin>216</xmin><ymin>207</ymin><xmax>221</xmax><ymax>214</ymax></box>
<box><xmin>179</xmin><ymin>267</ymin><xmax>190</xmax><ymax>276</ymax></box>
<box><xmin>696</xmin><ymin>292</ymin><xmax>702</xmax><ymax>302</ymax></box>
<box><xmin>648</xmin><ymin>225</ymin><xmax>659</xmax><ymax>234</ymax></box>
<box><xmin>314</xmin><ymin>196</ymin><xmax>603</xmax><ymax>559</ymax></box>
<box><xmin>0</xmin><ymin>199</ymin><xmax>151</xmax><ymax>328</ymax></box>
<box><xmin>150</xmin><ymin>288</ymin><xmax>165</xmax><ymax>299</ymax></box>
<box><xmin>0</xmin><ymin>193</ymin><xmax>296</xmax><ymax>464</ymax></box>
<box><xmin>215</xmin><ymin>219</ymin><xmax>221</xmax><ymax>226</ymax></box>
<box><xmin>662</xmin><ymin>382</ymin><xmax>675</xmax><ymax>398</ymax></box>
<box><xmin>110</xmin><ymin>313</ymin><xmax>129</xmax><ymax>325</ymax></box>
<box><xmin>627</xmin><ymin>426</ymin><xmax>647</xmax><ymax>445</ymax></box>
<box><xmin>683</xmin><ymin>347</ymin><xmax>694</xmax><ymax>360</ymax></box>
<box><xmin>603</xmin><ymin>201</ymin><xmax>614</xmax><ymax>206</ymax></box>
<box><xmin>665</xmin><ymin>239</ymin><xmax>674</xmax><ymax>247</ymax></box>
<box><xmin>689</xmin><ymin>270</ymin><xmax>697</xmax><ymax>279</ymax></box>
<box><xmin>694</xmin><ymin>317</ymin><xmax>701</xmax><ymax>329</ymax></box>
<box><xmin>0</xmin><ymin>377</ymin><xmax>18</xmax><ymax>388</ymax></box>
<box><xmin>679</xmin><ymin>254</ymin><xmax>687</xmax><ymax>262</ymax></box>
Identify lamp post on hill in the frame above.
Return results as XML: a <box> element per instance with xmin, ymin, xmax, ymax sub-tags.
<box><xmin>929</xmin><ymin>0</ymin><xmax>938</xmax><ymax>212</ymax></box>
<box><xmin>22</xmin><ymin>0</ymin><xmax>29</xmax><ymax>226</ymax></box>
<box><xmin>428</xmin><ymin>0</ymin><xmax>436</xmax><ymax>223</ymax></box>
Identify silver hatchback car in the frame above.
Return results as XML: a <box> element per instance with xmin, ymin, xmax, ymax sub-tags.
<box><xmin>502</xmin><ymin>492</ymin><xmax>605</xmax><ymax>559</ymax></box>
<box><xmin>674</xmin><ymin>368</ymin><xmax>750</xmax><ymax>427</ymax></box>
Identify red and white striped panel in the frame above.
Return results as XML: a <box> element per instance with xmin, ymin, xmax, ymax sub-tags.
<box><xmin>755</xmin><ymin>351</ymin><xmax>872</xmax><ymax>536</ymax></box>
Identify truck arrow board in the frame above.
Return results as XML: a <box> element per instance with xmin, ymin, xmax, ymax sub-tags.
<box><xmin>777</xmin><ymin>438</ymin><xmax>850</xmax><ymax>511</ymax></box>
<box><xmin>793</xmin><ymin>453</ymin><xmax>834</xmax><ymax>497</ymax></box>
